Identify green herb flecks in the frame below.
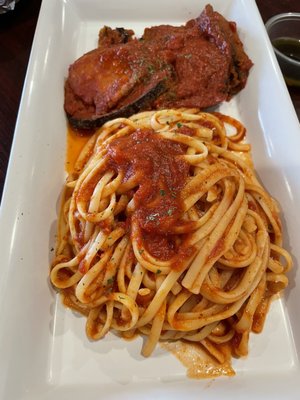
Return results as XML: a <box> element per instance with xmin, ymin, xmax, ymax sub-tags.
<box><xmin>107</xmin><ymin>277</ymin><xmax>115</xmax><ymax>285</ymax></box>
<box><xmin>147</xmin><ymin>64</ymin><xmax>156</xmax><ymax>74</ymax></box>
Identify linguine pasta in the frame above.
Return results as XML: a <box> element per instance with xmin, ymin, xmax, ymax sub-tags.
<box><xmin>50</xmin><ymin>109</ymin><xmax>292</xmax><ymax>370</ymax></box>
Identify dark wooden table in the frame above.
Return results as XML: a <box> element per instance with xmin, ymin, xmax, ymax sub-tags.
<box><xmin>0</xmin><ymin>0</ymin><xmax>300</xmax><ymax>202</ymax></box>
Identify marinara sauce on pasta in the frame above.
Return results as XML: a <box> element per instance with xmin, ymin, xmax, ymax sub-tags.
<box><xmin>51</xmin><ymin>109</ymin><xmax>292</xmax><ymax>377</ymax></box>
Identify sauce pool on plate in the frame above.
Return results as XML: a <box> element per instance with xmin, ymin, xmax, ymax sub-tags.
<box><xmin>66</xmin><ymin>126</ymin><xmax>91</xmax><ymax>173</ymax></box>
<box><xmin>161</xmin><ymin>340</ymin><xmax>235</xmax><ymax>379</ymax></box>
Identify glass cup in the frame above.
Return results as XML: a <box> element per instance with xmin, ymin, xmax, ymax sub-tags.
<box><xmin>265</xmin><ymin>13</ymin><xmax>300</xmax><ymax>87</ymax></box>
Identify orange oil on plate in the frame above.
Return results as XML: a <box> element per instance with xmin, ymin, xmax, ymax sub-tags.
<box><xmin>65</xmin><ymin>126</ymin><xmax>91</xmax><ymax>173</ymax></box>
<box><xmin>161</xmin><ymin>340</ymin><xmax>235</xmax><ymax>379</ymax></box>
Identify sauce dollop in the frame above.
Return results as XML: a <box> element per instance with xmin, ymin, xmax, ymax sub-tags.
<box><xmin>106</xmin><ymin>128</ymin><xmax>189</xmax><ymax>260</ymax></box>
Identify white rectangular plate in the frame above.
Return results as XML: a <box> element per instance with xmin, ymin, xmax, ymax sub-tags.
<box><xmin>0</xmin><ymin>0</ymin><xmax>300</xmax><ymax>399</ymax></box>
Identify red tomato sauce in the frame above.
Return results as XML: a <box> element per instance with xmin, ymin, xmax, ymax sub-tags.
<box><xmin>106</xmin><ymin>128</ymin><xmax>190</xmax><ymax>261</ymax></box>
